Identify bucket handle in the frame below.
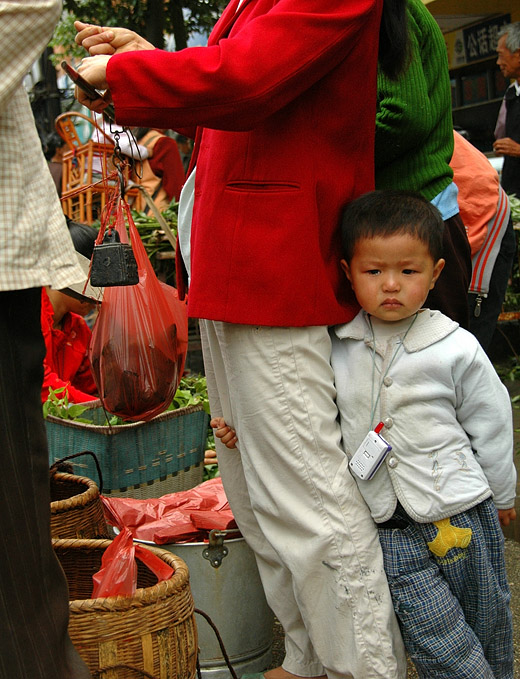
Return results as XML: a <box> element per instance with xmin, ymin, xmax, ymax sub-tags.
<box><xmin>49</xmin><ymin>450</ymin><xmax>103</xmax><ymax>495</ymax></box>
<box><xmin>202</xmin><ymin>529</ymin><xmax>242</xmax><ymax>569</ymax></box>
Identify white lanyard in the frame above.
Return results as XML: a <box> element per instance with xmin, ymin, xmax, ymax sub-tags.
<box><xmin>368</xmin><ymin>313</ymin><xmax>418</xmax><ymax>428</ymax></box>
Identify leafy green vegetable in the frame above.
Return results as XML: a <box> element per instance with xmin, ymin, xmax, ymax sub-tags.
<box><xmin>43</xmin><ymin>387</ymin><xmax>92</xmax><ymax>422</ymax></box>
<box><xmin>169</xmin><ymin>374</ymin><xmax>210</xmax><ymax>414</ymax></box>
<box><xmin>509</xmin><ymin>193</ymin><xmax>520</xmax><ymax>226</ymax></box>
<box><xmin>43</xmin><ymin>374</ymin><xmax>210</xmax><ymax>424</ymax></box>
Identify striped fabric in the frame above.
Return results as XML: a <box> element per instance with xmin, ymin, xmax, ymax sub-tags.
<box><xmin>378</xmin><ymin>499</ymin><xmax>513</xmax><ymax>679</ymax></box>
<box><xmin>0</xmin><ymin>1</ymin><xmax>83</xmax><ymax>293</ymax></box>
<box><xmin>469</xmin><ymin>186</ymin><xmax>511</xmax><ymax>296</ymax></box>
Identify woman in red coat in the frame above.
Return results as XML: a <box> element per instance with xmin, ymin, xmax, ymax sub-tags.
<box><xmin>74</xmin><ymin>4</ymin><xmax>409</xmax><ymax>677</ymax></box>
<box><xmin>41</xmin><ymin>220</ymin><xmax>101</xmax><ymax>404</ymax></box>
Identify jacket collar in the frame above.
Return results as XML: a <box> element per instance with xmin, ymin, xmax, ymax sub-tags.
<box><xmin>333</xmin><ymin>309</ymin><xmax>459</xmax><ymax>352</ymax></box>
<box><xmin>208</xmin><ymin>0</ymin><xmax>254</xmax><ymax>45</ymax></box>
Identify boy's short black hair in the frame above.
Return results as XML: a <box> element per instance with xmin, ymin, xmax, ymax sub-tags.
<box><xmin>340</xmin><ymin>190</ymin><xmax>445</xmax><ymax>263</ymax></box>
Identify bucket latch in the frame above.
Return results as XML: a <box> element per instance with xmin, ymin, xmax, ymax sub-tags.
<box><xmin>202</xmin><ymin>529</ymin><xmax>232</xmax><ymax>569</ymax></box>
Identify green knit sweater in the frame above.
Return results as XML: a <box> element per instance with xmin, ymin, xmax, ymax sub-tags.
<box><xmin>375</xmin><ymin>0</ymin><xmax>454</xmax><ymax>201</ymax></box>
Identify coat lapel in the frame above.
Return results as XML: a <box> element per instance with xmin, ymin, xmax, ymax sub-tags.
<box><xmin>208</xmin><ymin>0</ymin><xmax>255</xmax><ymax>45</ymax></box>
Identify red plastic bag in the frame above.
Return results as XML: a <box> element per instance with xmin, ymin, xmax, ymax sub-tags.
<box><xmin>101</xmin><ymin>478</ymin><xmax>239</xmax><ymax>544</ymax></box>
<box><xmin>88</xmin><ymin>201</ymin><xmax>187</xmax><ymax>421</ymax></box>
<box><xmin>92</xmin><ymin>526</ymin><xmax>174</xmax><ymax>598</ymax></box>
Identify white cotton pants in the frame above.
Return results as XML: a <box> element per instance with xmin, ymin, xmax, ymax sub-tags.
<box><xmin>199</xmin><ymin>320</ymin><xmax>406</xmax><ymax>679</ymax></box>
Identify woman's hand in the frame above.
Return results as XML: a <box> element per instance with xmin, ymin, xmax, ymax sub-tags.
<box><xmin>75</xmin><ymin>21</ymin><xmax>154</xmax><ymax>55</ymax></box>
<box><xmin>76</xmin><ymin>55</ymin><xmax>112</xmax><ymax>113</ymax></box>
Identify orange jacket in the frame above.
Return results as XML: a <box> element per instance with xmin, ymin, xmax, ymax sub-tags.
<box><xmin>450</xmin><ymin>131</ymin><xmax>499</xmax><ymax>258</ymax></box>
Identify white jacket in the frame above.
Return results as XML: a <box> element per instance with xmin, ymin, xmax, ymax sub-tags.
<box><xmin>331</xmin><ymin>309</ymin><xmax>516</xmax><ymax>523</ymax></box>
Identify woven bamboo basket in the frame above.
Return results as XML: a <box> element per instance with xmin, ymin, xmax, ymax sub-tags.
<box><xmin>50</xmin><ymin>472</ymin><xmax>110</xmax><ymax>540</ymax></box>
<box><xmin>46</xmin><ymin>404</ymin><xmax>208</xmax><ymax>498</ymax></box>
<box><xmin>53</xmin><ymin>538</ymin><xmax>198</xmax><ymax>679</ymax></box>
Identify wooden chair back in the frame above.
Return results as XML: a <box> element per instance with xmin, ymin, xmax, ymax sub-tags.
<box><xmin>55</xmin><ymin>112</ymin><xmax>143</xmax><ymax>223</ymax></box>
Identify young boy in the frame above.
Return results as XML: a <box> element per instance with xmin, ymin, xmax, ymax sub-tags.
<box><xmin>331</xmin><ymin>189</ymin><xmax>516</xmax><ymax>679</ymax></box>
<box><xmin>213</xmin><ymin>190</ymin><xmax>517</xmax><ymax>679</ymax></box>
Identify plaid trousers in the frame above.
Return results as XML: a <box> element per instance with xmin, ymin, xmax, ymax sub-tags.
<box><xmin>378</xmin><ymin>499</ymin><xmax>513</xmax><ymax>679</ymax></box>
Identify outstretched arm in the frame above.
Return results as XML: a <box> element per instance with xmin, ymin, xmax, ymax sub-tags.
<box><xmin>74</xmin><ymin>21</ymin><xmax>155</xmax><ymax>113</ymax></box>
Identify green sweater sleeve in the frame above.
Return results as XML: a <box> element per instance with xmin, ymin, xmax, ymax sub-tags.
<box><xmin>375</xmin><ymin>0</ymin><xmax>454</xmax><ymax>201</ymax></box>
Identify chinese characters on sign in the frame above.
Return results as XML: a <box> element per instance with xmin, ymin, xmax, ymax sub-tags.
<box><xmin>445</xmin><ymin>14</ymin><xmax>511</xmax><ymax>69</ymax></box>
<box><xmin>464</xmin><ymin>15</ymin><xmax>511</xmax><ymax>63</ymax></box>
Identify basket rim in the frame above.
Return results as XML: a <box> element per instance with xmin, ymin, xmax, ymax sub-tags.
<box><xmin>52</xmin><ymin>538</ymin><xmax>192</xmax><ymax>613</ymax></box>
<box><xmin>50</xmin><ymin>472</ymin><xmax>101</xmax><ymax>514</ymax></box>
<box><xmin>45</xmin><ymin>403</ymin><xmax>206</xmax><ymax>435</ymax></box>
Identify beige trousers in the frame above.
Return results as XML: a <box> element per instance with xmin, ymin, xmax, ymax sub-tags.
<box><xmin>199</xmin><ymin>320</ymin><xmax>406</xmax><ymax>679</ymax></box>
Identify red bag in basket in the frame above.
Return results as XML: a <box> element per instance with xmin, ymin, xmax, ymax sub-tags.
<box><xmin>88</xmin><ymin>201</ymin><xmax>187</xmax><ymax>421</ymax></box>
<box><xmin>92</xmin><ymin>526</ymin><xmax>174</xmax><ymax>598</ymax></box>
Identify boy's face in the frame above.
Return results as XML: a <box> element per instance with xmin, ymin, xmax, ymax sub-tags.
<box><xmin>341</xmin><ymin>233</ymin><xmax>445</xmax><ymax>322</ymax></box>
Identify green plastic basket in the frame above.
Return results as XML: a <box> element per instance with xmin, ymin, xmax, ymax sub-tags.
<box><xmin>46</xmin><ymin>404</ymin><xmax>209</xmax><ymax>498</ymax></box>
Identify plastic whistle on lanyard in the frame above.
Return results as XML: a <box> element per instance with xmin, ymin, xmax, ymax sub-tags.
<box><xmin>349</xmin><ymin>422</ymin><xmax>392</xmax><ymax>481</ymax></box>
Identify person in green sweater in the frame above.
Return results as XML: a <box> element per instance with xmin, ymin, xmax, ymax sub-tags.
<box><xmin>376</xmin><ymin>0</ymin><xmax>472</xmax><ymax>328</ymax></box>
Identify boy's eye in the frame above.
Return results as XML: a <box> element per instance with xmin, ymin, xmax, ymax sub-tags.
<box><xmin>402</xmin><ymin>269</ymin><xmax>415</xmax><ymax>275</ymax></box>
<box><xmin>366</xmin><ymin>269</ymin><xmax>380</xmax><ymax>275</ymax></box>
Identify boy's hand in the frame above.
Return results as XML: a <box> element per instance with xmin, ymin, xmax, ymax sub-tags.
<box><xmin>210</xmin><ymin>417</ymin><xmax>238</xmax><ymax>450</ymax></box>
<box><xmin>204</xmin><ymin>448</ymin><xmax>218</xmax><ymax>466</ymax></box>
<box><xmin>498</xmin><ymin>508</ymin><xmax>517</xmax><ymax>526</ymax></box>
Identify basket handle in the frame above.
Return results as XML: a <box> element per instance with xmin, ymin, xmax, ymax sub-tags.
<box><xmin>49</xmin><ymin>450</ymin><xmax>104</xmax><ymax>495</ymax></box>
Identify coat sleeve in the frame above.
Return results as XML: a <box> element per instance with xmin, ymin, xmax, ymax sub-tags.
<box><xmin>455</xmin><ymin>341</ymin><xmax>517</xmax><ymax>509</ymax></box>
<box><xmin>375</xmin><ymin>3</ymin><xmax>447</xmax><ymax>168</ymax></box>
<box><xmin>107</xmin><ymin>0</ymin><xmax>381</xmax><ymax>131</ymax></box>
<box><xmin>148</xmin><ymin>136</ymin><xmax>186</xmax><ymax>201</ymax></box>
<box><xmin>42</xmin><ymin>364</ymin><xmax>99</xmax><ymax>405</ymax></box>
<box><xmin>0</xmin><ymin>1</ymin><xmax>62</xmax><ymax>113</ymax></box>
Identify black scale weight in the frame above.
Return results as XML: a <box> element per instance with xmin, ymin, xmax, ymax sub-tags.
<box><xmin>90</xmin><ymin>228</ymin><xmax>139</xmax><ymax>287</ymax></box>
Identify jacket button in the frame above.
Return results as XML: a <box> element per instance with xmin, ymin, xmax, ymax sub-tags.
<box><xmin>384</xmin><ymin>417</ymin><xmax>393</xmax><ymax>428</ymax></box>
<box><xmin>383</xmin><ymin>376</ymin><xmax>393</xmax><ymax>386</ymax></box>
<box><xmin>387</xmin><ymin>456</ymin><xmax>398</xmax><ymax>468</ymax></box>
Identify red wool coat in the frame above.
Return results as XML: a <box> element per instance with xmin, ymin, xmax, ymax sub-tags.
<box><xmin>108</xmin><ymin>0</ymin><xmax>382</xmax><ymax>326</ymax></box>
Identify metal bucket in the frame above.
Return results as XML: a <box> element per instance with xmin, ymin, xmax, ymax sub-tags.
<box><xmin>160</xmin><ymin>530</ymin><xmax>274</xmax><ymax>678</ymax></box>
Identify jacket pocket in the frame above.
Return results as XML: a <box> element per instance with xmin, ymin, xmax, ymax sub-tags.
<box><xmin>225</xmin><ymin>180</ymin><xmax>300</xmax><ymax>193</ymax></box>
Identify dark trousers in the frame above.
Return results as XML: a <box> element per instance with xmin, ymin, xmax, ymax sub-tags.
<box><xmin>469</xmin><ymin>215</ymin><xmax>517</xmax><ymax>353</ymax></box>
<box><xmin>0</xmin><ymin>289</ymin><xmax>90</xmax><ymax>679</ymax></box>
<box><xmin>426</xmin><ymin>212</ymin><xmax>472</xmax><ymax>329</ymax></box>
